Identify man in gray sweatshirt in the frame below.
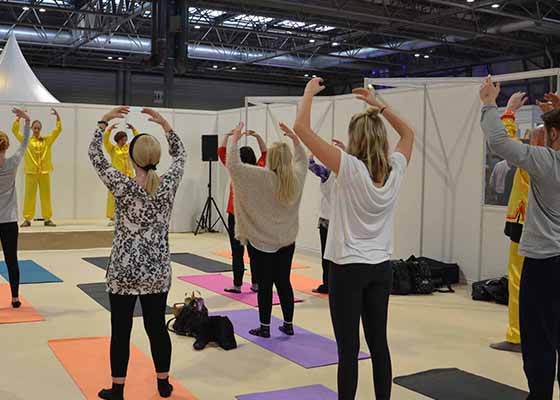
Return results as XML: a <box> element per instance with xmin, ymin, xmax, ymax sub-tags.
<box><xmin>480</xmin><ymin>76</ymin><xmax>560</xmax><ymax>399</ymax></box>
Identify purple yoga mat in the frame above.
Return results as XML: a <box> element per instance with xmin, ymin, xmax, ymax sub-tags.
<box><xmin>177</xmin><ymin>274</ymin><xmax>302</xmax><ymax>308</ymax></box>
<box><xmin>236</xmin><ymin>385</ymin><xmax>337</xmax><ymax>400</ymax></box>
<box><xmin>215</xmin><ymin>308</ymin><xmax>370</xmax><ymax>369</ymax></box>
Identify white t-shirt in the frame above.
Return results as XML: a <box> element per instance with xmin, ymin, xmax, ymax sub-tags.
<box><xmin>325</xmin><ymin>150</ymin><xmax>408</xmax><ymax>266</ymax></box>
<box><xmin>319</xmin><ymin>173</ymin><xmax>335</xmax><ymax>221</ymax></box>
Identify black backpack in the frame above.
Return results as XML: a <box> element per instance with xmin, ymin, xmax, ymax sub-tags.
<box><xmin>391</xmin><ymin>260</ymin><xmax>413</xmax><ymax>295</ymax></box>
<box><xmin>167</xmin><ymin>292</ymin><xmax>209</xmax><ymax>337</ymax></box>
<box><xmin>408</xmin><ymin>256</ymin><xmax>457</xmax><ymax>293</ymax></box>
<box><xmin>193</xmin><ymin>316</ymin><xmax>237</xmax><ymax>351</ymax></box>
<box><xmin>407</xmin><ymin>258</ymin><xmax>435</xmax><ymax>295</ymax></box>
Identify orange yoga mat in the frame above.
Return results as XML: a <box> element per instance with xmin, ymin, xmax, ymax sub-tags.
<box><xmin>214</xmin><ymin>251</ymin><xmax>308</xmax><ymax>270</ymax></box>
<box><xmin>246</xmin><ymin>271</ymin><xmax>328</xmax><ymax>300</ymax></box>
<box><xmin>0</xmin><ymin>284</ymin><xmax>44</xmax><ymax>324</ymax></box>
<box><xmin>49</xmin><ymin>337</ymin><xmax>197</xmax><ymax>400</ymax></box>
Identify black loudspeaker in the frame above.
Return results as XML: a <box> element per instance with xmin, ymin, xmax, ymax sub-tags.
<box><xmin>202</xmin><ymin>135</ymin><xmax>218</xmax><ymax>162</ymax></box>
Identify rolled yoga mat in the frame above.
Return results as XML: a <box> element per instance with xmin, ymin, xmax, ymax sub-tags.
<box><xmin>394</xmin><ymin>368</ymin><xmax>528</xmax><ymax>400</ymax></box>
<box><xmin>236</xmin><ymin>385</ymin><xmax>337</xmax><ymax>400</ymax></box>
<box><xmin>214</xmin><ymin>308</ymin><xmax>369</xmax><ymax>369</ymax></box>
<box><xmin>0</xmin><ymin>284</ymin><xmax>44</xmax><ymax>324</ymax></box>
<box><xmin>0</xmin><ymin>260</ymin><xmax>62</xmax><ymax>284</ymax></box>
<box><xmin>178</xmin><ymin>274</ymin><xmax>303</xmax><ymax>307</ymax></box>
<box><xmin>77</xmin><ymin>283</ymin><xmax>173</xmax><ymax>317</ymax></box>
<box><xmin>48</xmin><ymin>337</ymin><xmax>197</xmax><ymax>399</ymax></box>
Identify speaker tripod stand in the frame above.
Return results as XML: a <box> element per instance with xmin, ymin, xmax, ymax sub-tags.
<box><xmin>194</xmin><ymin>160</ymin><xmax>228</xmax><ymax>235</ymax></box>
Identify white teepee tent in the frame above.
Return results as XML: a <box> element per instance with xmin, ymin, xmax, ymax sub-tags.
<box><xmin>0</xmin><ymin>35</ymin><xmax>59</xmax><ymax>103</ymax></box>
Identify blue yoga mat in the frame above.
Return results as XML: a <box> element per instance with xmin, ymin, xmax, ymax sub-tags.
<box><xmin>0</xmin><ymin>260</ymin><xmax>62</xmax><ymax>284</ymax></box>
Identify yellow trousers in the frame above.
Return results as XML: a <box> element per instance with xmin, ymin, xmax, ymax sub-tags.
<box><xmin>23</xmin><ymin>174</ymin><xmax>53</xmax><ymax>221</ymax></box>
<box><xmin>506</xmin><ymin>241</ymin><xmax>524</xmax><ymax>344</ymax></box>
<box><xmin>106</xmin><ymin>192</ymin><xmax>115</xmax><ymax>220</ymax></box>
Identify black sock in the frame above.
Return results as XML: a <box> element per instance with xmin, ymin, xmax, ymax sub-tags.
<box><xmin>279</xmin><ymin>321</ymin><xmax>294</xmax><ymax>336</ymax></box>
<box><xmin>11</xmin><ymin>300</ymin><xmax>21</xmax><ymax>309</ymax></box>
<box><xmin>157</xmin><ymin>377</ymin><xmax>173</xmax><ymax>398</ymax></box>
<box><xmin>98</xmin><ymin>383</ymin><xmax>124</xmax><ymax>400</ymax></box>
<box><xmin>249</xmin><ymin>324</ymin><xmax>270</xmax><ymax>338</ymax></box>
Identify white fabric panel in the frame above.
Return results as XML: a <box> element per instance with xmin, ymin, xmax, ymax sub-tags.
<box><xmin>171</xmin><ymin>111</ymin><xmax>219</xmax><ymax>232</ymax></box>
<box><xmin>480</xmin><ymin>207</ymin><xmax>510</xmax><ymax>280</ymax></box>
<box><xmin>422</xmin><ymin>84</ymin><xmax>483</xmax><ymax>282</ymax></box>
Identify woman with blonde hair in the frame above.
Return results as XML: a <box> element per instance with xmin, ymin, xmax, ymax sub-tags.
<box><xmin>294</xmin><ymin>78</ymin><xmax>414</xmax><ymax>400</ymax></box>
<box><xmin>226</xmin><ymin>122</ymin><xmax>307</xmax><ymax>338</ymax></box>
<box><xmin>0</xmin><ymin>108</ymin><xmax>31</xmax><ymax>308</ymax></box>
<box><xmin>89</xmin><ymin>106</ymin><xmax>186</xmax><ymax>400</ymax></box>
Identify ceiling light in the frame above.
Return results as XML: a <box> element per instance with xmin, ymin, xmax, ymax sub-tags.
<box><xmin>194</xmin><ymin>25</ymin><xmax>201</xmax><ymax>29</ymax></box>
<box><xmin>309</xmin><ymin>39</ymin><xmax>315</xmax><ymax>43</ymax></box>
<box><xmin>304</xmin><ymin>74</ymin><xmax>309</xmax><ymax>77</ymax></box>
<box><xmin>117</xmin><ymin>57</ymin><xmax>123</xmax><ymax>61</ymax></box>
<box><xmin>466</xmin><ymin>0</ymin><xmax>475</xmax><ymax>2</ymax></box>
<box><xmin>39</xmin><ymin>8</ymin><xmax>46</xmax><ymax>13</ymax></box>
<box><xmin>332</xmin><ymin>42</ymin><xmax>340</xmax><ymax>46</ymax></box>
<box><xmin>424</xmin><ymin>55</ymin><xmax>430</xmax><ymax>59</ymax></box>
<box><xmin>22</xmin><ymin>6</ymin><xmax>29</xmax><ymax>11</ymax></box>
<box><xmin>231</xmin><ymin>66</ymin><xmax>237</xmax><ymax>70</ymax></box>
<box><xmin>213</xmin><ymin>65</ymin><xmax>218</xmax><ymax>69</ymax></box>
<box><xmin>312</xmin><ymin>74</ymin><xmax>317</xmax><ymax>78</ymax></box>
<box><xmin>491</xmin><ymin>3</ymin><xmax>500</xmax><ymax>8</ymax></box>
<box><xmin>414</xmin><ymin>53</ymin><xmax>421</xmax><ymax>57</ymax></box>
<box><xmin>107</xmin><ymin>56</ymin><xmax>113</xmax><ymax>60</ymax></box>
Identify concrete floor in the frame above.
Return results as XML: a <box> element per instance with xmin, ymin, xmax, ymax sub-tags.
<box><xmin>0</xmin><ymin>232</ymin><xmax>532</xmax><ymax>399</ymax></box>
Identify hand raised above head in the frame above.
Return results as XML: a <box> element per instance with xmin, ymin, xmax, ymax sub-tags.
<box><xmin>537</xmin><ymin>100</ymin><xmax>554</xmax><ymax>114</ymax></box>
<box><xmin>479</xmin><ymin>75</ymin><xmax>500</xmax><ymax>105</ymax></box>
<box><xmin>141</xmin><ymin>108</ymin><xmax>172</xmax><ymax>133</ymax></box>
<box><xmin>231</xmin><ymin>122</ymin><xmax>245</xmax><ymax>142</ymax></box>
<box><xmin>544</xmin><ymin>92</ymin><xmax>560</xmax><ymax>110</ymax></box>
<box><xmin>12</xmin><ymin>108</ymin><xmax>30</xmax><ymax>122</ymax></box>
<box><xmin>506</xmin><ymin>91</ymin><xmax>528</xmax><ymax>112</ymax></box>
<box><xmin>352</xmin><ymin>87</ymin><xmax>384</xmax><ymax>109</ymax></box>
<box><xmin>304</xmin><ymin>77</ymin><xmax>326</xmax><ymax>96</ymax></box>
<box><xmin>102</xmin><ymin>107</ymin><xmax>130</xmax><ymax>123</ymax></box>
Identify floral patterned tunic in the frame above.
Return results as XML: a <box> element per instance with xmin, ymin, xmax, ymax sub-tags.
<box><xmin>88</xmin><ymin>127</ymin><xmax>186</xmax><ymax>295</ymax></box>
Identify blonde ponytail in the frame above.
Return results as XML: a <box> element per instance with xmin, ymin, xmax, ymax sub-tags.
<box><xmin>267</xmin><ymin>142</ymin><xmax>298</xmax><ymax>206</ymax></box>
<box><xmin>347</xmin><ymin>106</ymin><xmax>390</xmax><ymax>184</ymax></box>
<box><xmin>130</xmin><ymin>134</ymin><xmax>162</xmax><ymax>195</ymax></box>
<box><xmin>0</xmin><ymin>131</ymin><xmax>9</xmax><ymax>152</ymax></box>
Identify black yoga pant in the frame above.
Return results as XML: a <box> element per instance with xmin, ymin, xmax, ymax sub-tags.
<box><xmin>329</xmin><ymin>262</ymin><xmax>393</xmax><ymax>400</ymax></box>
<box><xmin>109</xmin><ymin>292</ymin><xmax>171</xmax><ymax>378</ymax></box>
<box><xmin>0</xmin><ymin>222</ymin><xmax>19</xmax><ymax>298</ymax></box>
<box><xmin>228</xmin><ymin>213</ymin><xmax>257</xmax><ymax>287</ymax></box>
<box><xmin>520</xmin><ymin>256</ymin><xmax>560</xmax><ymax>400</ymax></box>
<box><xmin>247</xmin><ymin>243</ymin><xmax>295</xmax><ymax>325</ymax></box>
<box><xmin>319</xmin><ymin>225</ymin><xmax>329</xmax><ymax>287</ymax></box>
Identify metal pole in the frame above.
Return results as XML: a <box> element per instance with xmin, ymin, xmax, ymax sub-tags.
<box><xmin>420</xmin><ymin>84</ymin><xmax>427</xmax><ymax>257</ymax></box>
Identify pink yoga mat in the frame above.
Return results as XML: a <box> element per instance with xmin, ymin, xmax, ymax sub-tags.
<box><xmin>177</xmin><ymin>274</ymin><xmax>303</xmax><ymax>307</ymax></box>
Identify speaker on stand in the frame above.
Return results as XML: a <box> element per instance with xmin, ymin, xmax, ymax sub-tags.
<box><xmin>194</xmin><ymin>135</ymin><xmax>228</xmax><ymax>235</ymax></box>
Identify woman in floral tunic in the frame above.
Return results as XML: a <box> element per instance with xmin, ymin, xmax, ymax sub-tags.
<box><xmin>89</xmin><ymin>106</ymin><xmax>186</xmax><ymax>400</ymax></box>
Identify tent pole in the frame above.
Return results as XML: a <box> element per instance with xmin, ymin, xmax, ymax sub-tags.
<box><xmin>420</xmin><ymin>84</ymin><xmax>427</xmax><ymax>257</ymax></box>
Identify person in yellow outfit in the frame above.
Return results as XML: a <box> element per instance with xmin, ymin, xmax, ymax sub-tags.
<box><xmin>103</xmin><ymin>123</ymin><xmax>139</xmax><ymax>225</ymax></box>
<box><xmin>490</xmin><ymin>92</ymin><xmax>546</xmax><ymax>353</ymax></box>
<box><xmin>12</xmin><ymin>108</ymin><xmax>62</xmax><ymax>227</ymax></box>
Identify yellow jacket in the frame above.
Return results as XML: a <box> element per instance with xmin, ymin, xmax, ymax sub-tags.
<box><xmin>103</xmin><ymin>127</ymin><xmax>139</xmax><ymax>177</ymax></box>
<box><xmin>12</xmin><ymin>119</ymin><xmax>62</xmax><ymax>175</ymax></box>
<box><xmin>501</xmin><ymin>111</ymin><xmax>529</xmax><ymax>225</ymax></box>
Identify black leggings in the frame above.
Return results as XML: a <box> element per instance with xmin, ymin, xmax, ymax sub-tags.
<box><xmin>247</xmin><ymin>243</ymin><xmax>295</xmax><ymax>325</ymax></box>
<box><xmin>319</xmin><ymin>225</ymin><xmax>329</xmax><ymax>287</ymax></box>
<box><xmin>109</xmin><ymin>292</ymin><xmax>171</xmax><ymax>378</ymax></box>
<box><xmin>0</xmin><ymin>222</ymin><xmax>19</xmax><ymax>298</ymax></box>
<box><xmin>228</xmin><ymin>213</ymin><xmax>257</xmax><ymax>287</ymax></box>
<box><xmin>329</xmin><ymin>262</ymin><xmax>393</xmax><ymax>400</ymax></box>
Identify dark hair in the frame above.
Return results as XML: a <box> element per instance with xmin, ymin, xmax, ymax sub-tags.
<box><xmin>114</xmin><ymin>131</ymin><xmax>128</xmax><ymax>143</ymax></box>
<box><xmin>32</xmin><ymin>120</ymin><xmax>42</xmax><ymax>128</ymax></box>
<box><xmin>240</xmin><ymin>146</ymin><xmax>257</xmax><ymax>165</ymax></box>
<box><xmin>542</xmin><ymin>109</ymin><xmax>560</xmax><ymax>134</ymax></box>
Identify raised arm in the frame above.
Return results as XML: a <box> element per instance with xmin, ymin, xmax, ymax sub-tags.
<box><xmin>7</xmin><ymin>109</ymin><xmax>31</xmax><ymax>167</ymax></box>
<box><xmin>308</xmin><ymin>156</ymin><xmax>331</xmax><ymax>183</ymax></box>
<box><xmin>247</xmin><ymin>130</ymin><xmax>267</xmax><ymax>155</ymax></box>
<box><xmin>293</xmin><ymin>78</ymin><xmax>342</xmax><ymax>174</ymax></box>
<box><xmin>218</xmin><ymin>133</ymin><xmax>230</xmax><ymax>165</ymax></box>
<box><xmin>353</xmin><ymin>87</ymin><xmax>415</xmax><ymax>163</ymax></box>
<box><xmin>141</xmin><ymin>108</ymin><xmax>186</xmax><ymax>191</ymax></box>
<box><xmin>480</xmin><ymin>76</ymin><xmax>555</xmax><ymax>178</ymax></box>
<box><xmin>11</xmin><ymin>118</ymin><xmax>24</xmax><ymax>143</ymax></box>
<box><xmin>89</xmin><ymin>107</ymin><xmax>131</xmax><ymax>195</ymax></box>
<box><xmin>45</xmin><ymin>108</ymin><xmax>62</xmax><ymax>145</ymax></box>
<box><xmin>127</xmin><ymin>123</ymin><xmax>140</xmax><ymax>137</ymax></box>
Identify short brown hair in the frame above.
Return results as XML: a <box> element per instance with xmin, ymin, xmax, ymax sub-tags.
<box><xmin>0</xmin><ymin>131</ymin><xmax>9</xmax><ymax>151</ymax></box>
<box><xmin>114</xmin><ymin>131</ymin><xmax>128</xmax><ymax>143</ymax></box>
<box><xmin>542</xmin><ymin>109</ymin><xmax>560</xmax><ymax>133</ymax></box>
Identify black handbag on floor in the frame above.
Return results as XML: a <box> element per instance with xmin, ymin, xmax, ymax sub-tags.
<box><xmin>472</xmin><ymin>277</ymin><xmax>509</xmax><ymax>305</ymax></box>
<box><xmin>193</xmin><ymin>316</ymin><xmax>237</xmax><ymax>351</ymax></box>
<box><xmin>167</xmin><ymin>291</ymin><xmax>209</xmax><ymax>337</ymax></box>
<box><xmin>408</xmin><ymin>256</ymin><xmax>457</xmax><ymax>293</ymax></box>
<box><xmin>407</xmin><ymin>258</ymin><xmax>435</xmax><ymax>295</ymax></box>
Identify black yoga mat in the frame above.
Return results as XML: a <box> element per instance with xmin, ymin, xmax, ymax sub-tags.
<box><xmin>84</xmin><ymin>253</ymin><xmax>231</xmax><ymax>274</ymax></box>
<box><xmin>83</xmin><ymin>257</ymin><xmax>110</xmax><ymax>270</ymax></box>
<box><xmin>394</xmin><ymin>368</ymin><xmax>527</xmax><ymax>400</ymax></box>
<box><xmin>77</xmin><ymin>283</ymin><xmax>173</xmax><ymax>317</ymax></box>
<box><xmin>170</xmin><ymin>253</ymin><xmax>231</xmax><ymax>273</ymax></box>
